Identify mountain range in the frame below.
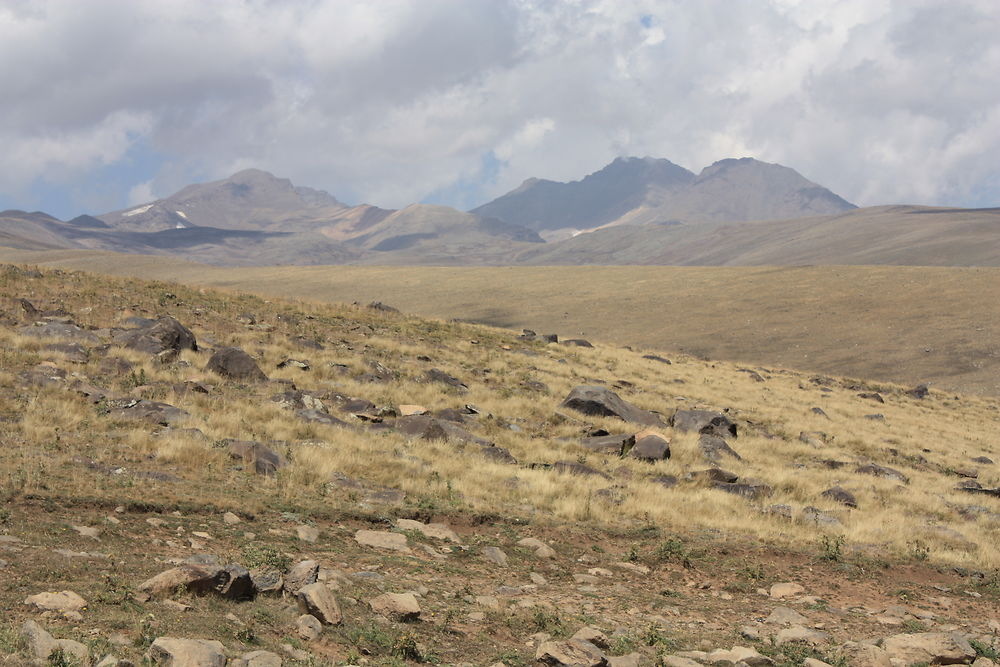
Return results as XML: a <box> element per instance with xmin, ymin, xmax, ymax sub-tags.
<box><xmin>1</xmin><ymin>157</ymin><xmax>998</xmax><ymax>266</ymax></box>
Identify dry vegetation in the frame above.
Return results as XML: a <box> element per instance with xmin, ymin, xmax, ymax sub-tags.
<box><xmin>2</xmin><ymin>263</ymin><xmax>1000</xmax><ymax>664</ymax></box>
<box><xmin>2</xmin><ymin>247</ymin><xmax>999</xmax><ymax>397</ymax></box>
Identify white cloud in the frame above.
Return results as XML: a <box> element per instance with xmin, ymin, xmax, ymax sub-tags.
<box><xmin>0</xmin><ymin>0</ymin><xmax>998</xmax><ymax>216</ymax></box>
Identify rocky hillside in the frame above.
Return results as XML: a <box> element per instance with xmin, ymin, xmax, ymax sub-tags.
<box><xmin>1</xmin><ymin>263</ymin><xmax>999</xmax><ymax>666</ymax></box>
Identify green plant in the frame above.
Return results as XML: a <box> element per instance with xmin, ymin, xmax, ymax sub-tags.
<box><xmin>970</xmin><ymin>639</ymin><xmax>1000</xmax><ymax>660</ymax></box>
<box><xmin>648</xmin><ymin>537</ymin><xmax>698</xmax><ymax>568</ymax></box>
<box><xmin>641</xmin><ymin>623</ymin><xmax>674</xmax><ymax>648</ymax></box>
<box><xmin>531</xmin><ymin>609</ymin><xmax>566</xmax><ymax>636</ymax></box>
<box><xmin>241</xmin><ymin>544</ymin><xmax>291</xmax><ymax>572</ymax></box>
<box><xmin>818</xmin><ymin>534</ymin><xmax>846</xmax><ymax>562</ymax></box>
<box><xmin>906</xmin><ymin>539</ymin><xmax>930</xmax><ymax>561</ymax></box>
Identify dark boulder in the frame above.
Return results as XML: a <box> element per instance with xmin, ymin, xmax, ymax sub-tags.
<box><xmin>560</xmin><ymin>386</ymin><xmax>664</xmax><ymax>426</ymax></box>
<box><xmin>368</xmin><ymin>301</ymin><xmax>399</xmax><ymax>313</ymax></box>
<box><xmin>580</xmin><ymin>433</ymin><xmax>635</xmax><ymax>456</ymax></box>
<box><xmin>425</xmin><ymin>368</ymin><xmax>468</xmax><ymax>392</ymax></box>
<box><xmin>698</xmin><ymin>434</ymin><xmax>742</xmax><ymax>462</ymax></box>
<box><xmin>671</xmin><ymin>409</ymin><xmax>738</xmax><ymax>438</ymax></box>
<box><xmin>691</xmin><ymin>468</ymin><xmax>738</xmax><ymax>484</ymax></box>
<box><xmin>107</xmin><ymin>399</ymin><xmax>188</xmax><ymax>426</ymax></box>
<box><xmin>821</xmin><ymin>486</ymin><xmax>858</xmax><ymax>508</ymax></box>
<box><xmin>630</xmin><ymin>434</ymin><xmax>670</xmax><ymax>462</ymax></box>
<box><xmin>117</xmin><ymin>316</ymin><xmax>197</xmax><ymax>360</ymax></box>
<box><xmin>858</xmin><ymin>392</ymin><xmax>885</xmax><ymax>403</ymax></box>
<box><xmin>480</xmin><ymin>445</ymin><xmax>517</xmax><ymax>465</ymax></box>
<box><xmin>855</xmin><ymin>463</ymin><xmax>908</xmax><ymax>483</ymax></box>
<box><xmin>562</xmin><ymin>339</ymin><xmax>593</xmax><ymax>348</ymax></box>
<box><xmin>906</xmin><ymin>384</ymin><xmax>930</xmax><ymax>399</ymax></box>
<box><xmin>642</xmin><ymin>354</ymin><xmax>671</xmax><ymax>364</ymax></box>
<box><xmin>206</xmin><ymin>348</ymin><xmax>267</xmax><ymax>382</ymax></box>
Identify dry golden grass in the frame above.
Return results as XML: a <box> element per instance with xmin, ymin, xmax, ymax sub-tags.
<box><xmin>2</xmin><ymin>262</ymin><xmax>1000</xmax><ymax>576</ymax></box>
<box><xmin>2</xmin><ymin>247</ymin><xmax>1000</xmax><ymax>398</ymax></box>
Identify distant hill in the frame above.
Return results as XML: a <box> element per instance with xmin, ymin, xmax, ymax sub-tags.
<box><xmin>473</xmin><ymin>156</ymin><xmax>856</xmax><ymax>239</ymax></box>
<box><xmin>6</xmin><ymin>159</ymin><xmax>999</xmax><ymax>267</ymax></box>
<box><xmin>514</xmin><ymin>205</ymin><xmax>1000</xmax><ymax>266</ymax></box>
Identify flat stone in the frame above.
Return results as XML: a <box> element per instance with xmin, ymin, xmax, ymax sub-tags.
<box><xmin>24</xmin><ymin>590</ymin><xmax>87</xmax><ymax>613</ymax></box>
<box><xmin>770</xmin><ymin>582</ymin><xmax>805</xmax><ymax>599</ymax></box>
<box><xmin>355</xmin><ymin>529</ymin><xmax>411</xmax><ymax>553</ymax></box>
<box><xmin>148</xmin><ymin>637</ymin><xmax>227</xmax><ymax>666</ymax></box>
<box><xmin>536</xmin><ymin>639</ymin><xmax>608</xmax><ymax>666</ymax></box>
<box><xmin>766</xmin><ymin>606</ymin><xmax>807</xmax><ymax>625</ymax></box>
<box><xmin>483</xmin><ymin>546</ymin><xmax>508</xmax><ymax>566</ymax></box>
<box><xmin>880</xmin><ymin>632</ymin><xmax>975</xmax><ymax>665</ymax></box>
<box><xmin>232</xmin><ymin>650</ymin><xmax>283</xmax><ymax>667</ymax></box>
<box><xmin>396</xmin><ymin>518</ymin><xmax>460</xmax><ymax>542</ymax></box>
<box><xmin>297</xmin><ymin>525</ymin><xmax>319</xmax><ymax>543</ymax></box>
<box><xmin>369</xmin><ymin>592</ymin><xmax>422</xmax><ymax>621</ymax></box>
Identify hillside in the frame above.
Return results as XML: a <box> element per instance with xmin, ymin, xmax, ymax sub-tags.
<box><xmin>473</xmin><ymin>157</ymin><xmax>856</xmax><ymax>239</ymax></box>
<box><xmin>1</xmin><ymin>262</ymin><xmax>999</xmax><ymax>665</ymax></box>
<box><xmin>2</xmin><ymin>248</ymin><xmax>999</xmax><ymax>397</ymax></box>
<box><xmin>514</xmin><ymin>205</ymin><xmax>1000</xmax><ymax>266</ymax></box>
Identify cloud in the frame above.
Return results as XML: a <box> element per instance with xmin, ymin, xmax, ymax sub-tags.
<box><xmin>0</xmin><ymin>0</ymin><xmax>997</xmax><ymax>218</ymax></box>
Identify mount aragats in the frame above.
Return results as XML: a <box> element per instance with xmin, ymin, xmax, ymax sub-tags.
<box><xmin>2</xmin><ymin>156</ymin><xmax>999</xmax><ymax>266</ymax></box>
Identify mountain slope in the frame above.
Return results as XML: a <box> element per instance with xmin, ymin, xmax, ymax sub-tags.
<box><xmin>515</xmin><ymin>205</ymin><xmax>1000</xmax><ymax>266</ymax></box>
<box><xmin>474</xmin><ymin>156</ymin><xmax>856</xmax><ymax>237</ymax></box>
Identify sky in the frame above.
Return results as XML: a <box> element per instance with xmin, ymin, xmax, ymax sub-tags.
<box><xmin>1</xmin><ymin>0</ymin><xmax>998</xmax><ymax>220</ymax></box>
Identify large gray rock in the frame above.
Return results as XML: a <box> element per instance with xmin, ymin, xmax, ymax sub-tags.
<box><xmin>699</xmin><ymin>434</ymin><xmax>742</xmax><ymax>462</ymax></box>
<box><xmin>672</xmin><ymin>409</ymin><xmax>738</xmax><ymax>438</ymax></box>
<box><xmin>369</xmin><ymin>592</ymin><xmax>422</xmax><ymax>621</ymax></box>
<box><xmin>296</xmin><ymin>582</ymin><xmax>342</xmax><ymax>625</ymax></box>
<box><xmin>117</xmin><ymin>316</ymin><xmax>197</xmax><ymax>360</ymax></box>
<box><xmin>580</xmin><ymin>433</ymin><xmax>635</xmax><ymax>456</ymax></box>
<box><xmin>630</xmin><ymin>434</ymin><xmax>670</xmax><ymax>461</ymax></box>
<box><xmin>19</xmin><ymin>321</ymin><xmax>99</xmax><ymax>343</ymax></box>
<box><xmin>855</xmin><ymin>463</ymin><xmax>909</xmax><ymax>483</ymax></box>
<box><xmin>561</xmin><ymin>386</ymin><xmax>663</xmax><ymax>426</ymax></box>
<box><xmin>206</xmin><ymin>347</ymin><xmax>267</xmax><ymax>382</ymax></box>
<box><xmin>880</xmin><ymin>632</ymin><xmax>975</xmax><ymax>665</ymax></box>
<box><xmin>147</xmin><ymin>637</ymin><xmax>227</xmax><ymax>666</ymax></box>
<box><xmin>139</xmin><ymin>563</ymin><xmax>254</xmax><ymax>600</ymax></box>
<box><xmin>107</xmin><ymin>399</ymin><xmax>189</xmax><ymax>426</ymax></box>
<box><xmin>21</xmin><ymin>620</ymin><xmax>89</xmax><ymax>664</ymax></box>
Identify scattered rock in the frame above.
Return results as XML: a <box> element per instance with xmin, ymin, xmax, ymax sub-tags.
<box><xmin>699</xmin><ymin>434</ymin><xmax>742</xmax><ymax>462</ymax></box>
<box><xmin>855</xmin><ymin>463</ymin><xmax>909</xmax><ymax>483</ymax></box>
<box><xmin>107</xmin><ymin>398</ymin><xmax>189</xmax><ymax>426</ymax></box>
<box><xmin>21</xmin><ymin>620</ymin><xmax>89</xmax><ymax>663</ymax></box>
<box><xmin>206</xmin><ymin>347</ymin><xmax>268</xmax><ymax>382</ymax></box>
<box><xmin>396</xmin><ymin>518</ymin><xmax>460</xmax><ymax>542</ymax></box>
<box><xmin>536</xmin><ymin>639</ymin><xmax>608</xmax><ymax>666</ymax></box>
<box><xmin>553</xmin><ymin>461</ymin><xmax>612</xmax><ymax>479</ymax></box>
<box><xmin>426</xmin><ymin>368</ymin><xmax>468</xmax><ymax>391</ymax></box>
<box><xmin>296</xmin><ymin>613</ymin><xmax>322</xmax><ymax>641</ymax></box>
<box><xmin>766</xmin><ymin>606</ymin><xmax>807</xmax><ymax>625</ymax></box>
<box><xmin>296</xmin><ymin>582</ymin><xmax>343</xmax><ymax>625</ymax></box>
<box><xmin>148</xmin><ymin>637</ymin><xmax>227</xmax><ymax>666</ymax></box>
<box><xmin>907</xmin><ymin>384</ymin><xmax>930</xmax><ymax>399</ymax></box>
<box><xmin>563</xmin><ymin>339</ymin><xmax>594</xmax><ymax>348</ymax></box>
<box><xmin>231</xmin><ymin>650</ymin><xmax>283</xmax><ymax>667</ymax></box>
<box><xmin>139</xmin><ymin>563</ymin><xmax>254</xmax><ymax>601</ymax></box>
<box><xmin>24</xmin><ymin>590</ymin><xmax>87</xmax><ymax>613</ymax></box>
<box><xmin>821</xmin><ymin>486</ymin><xmax>858</xmax><ymax>508</ymax></box>
<box><xmin>355</xmin><ymin>529</ymin><xmax>411</xmax><ymax>553</ymax></box>
<box><xmin>284</xmin><ymin>560</ymin><xmax>319</xmax><ymax>594</ymax></box>
<box><xmin>672</xmin><ymin>409</ymin><xmax>738</xmax><ymax>438</ymax></box>
<box><xmin>880</xmin><ymin>632</ymin><xmax>975</xmax><ymax>665</ymax></box>
<box><xmin>630</xmin><ymin>433</ymin><xmax>671</xmax><ymax>461</ymax></box>
<box><xmin>770</xmin><ymin>582</ymin><xmax>805</xmax><ymax>599</ymax></box>
<box><xmin>296</xmin><ymin>525</ymin><xmax>319</xmax><ymax>543</ymax></box>
<box><xmin>561</xmin><ymin>385</ymin><xmax>664</xmax><ymax>426</ymax></box>
<box><xmin>117</xmin><ymin>315</ymin><xmax>197</xmax><ymax>360</ymax></box>
<box><xmin>580</xmin><ymin>433</ymin><xmax>635</xmax><ymax>456</ymax></box>
<box><xmin>483</xmin><ymin>546</ymin><xmax>508</xmax><ymax>567</ymax></box>
<box><xmin>369</xmin><ymin>592</ymin><xmax>422</xmax><ymax>621</ymax></box>
<box><xmin>775</xmin><ymin>625</ymin><xmax>830</xmax><ymax>646</ymax></box>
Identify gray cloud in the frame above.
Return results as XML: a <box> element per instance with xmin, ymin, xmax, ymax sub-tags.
<box><xmin>0</xmin><ymin>0</ymin><xmax>997</xmax><ymax>216</ymax></box>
